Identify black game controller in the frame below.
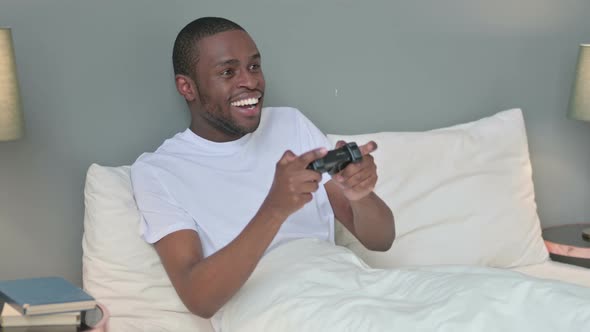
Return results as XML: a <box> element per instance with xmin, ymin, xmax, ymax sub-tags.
<box><xmin>307</xmin><ymin>142</ymin><xmax>363</xmax><ymax>175</ymax></box>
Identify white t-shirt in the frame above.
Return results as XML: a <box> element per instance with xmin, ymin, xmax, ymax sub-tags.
<box><xmin>131</xmin><ymin>107</ymin><xmax>335</xmax><ymax>257</ymax></box>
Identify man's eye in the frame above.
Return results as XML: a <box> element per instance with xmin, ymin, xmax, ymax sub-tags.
<box><xmin>221</xmin><ymin>69</ymin><xmax>234</xmax><ymax>77</ymax></box>
<box><xmin>249</xmin><ymin>64</ymin><xmax>261</xmax><ymax>71</ymax></box>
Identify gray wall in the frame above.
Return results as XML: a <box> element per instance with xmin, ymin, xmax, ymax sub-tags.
<box><xmin>1</xmin><ymin>0</ymin><xmax>589</xmax><ymax>285</ymax></box>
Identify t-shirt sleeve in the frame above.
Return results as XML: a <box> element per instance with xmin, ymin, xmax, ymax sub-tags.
<box><xmin>294</xmin><ymin>109</ymin><xmax>334</xmax><ymax>185</ymax></box>
<box><xmin>131</xmin><ymin>159</ymin><xmax>198</xmax><ymax>244</ymax></box>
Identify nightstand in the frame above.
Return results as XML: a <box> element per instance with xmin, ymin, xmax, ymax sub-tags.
<box><xmin>542</xmin><ymin>224</ymin><xmax>590</xmax><ymax>268</ymax></box>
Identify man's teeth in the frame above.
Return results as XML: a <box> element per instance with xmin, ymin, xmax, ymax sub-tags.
<box><xmin>231</xmin><ymin>98</ymin><xmax>259</xmax><ymax>107</ymax></box>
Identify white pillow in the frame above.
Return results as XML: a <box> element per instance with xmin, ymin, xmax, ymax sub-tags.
<box><xmin>82</xmin><ymin>164</ymin><xmax>215</xmax><ymax>332</ymax></box>
<box><xmin>328</xmin><ymin>109</ymin><xmax>549</xmax><ymax>268</ymax></box>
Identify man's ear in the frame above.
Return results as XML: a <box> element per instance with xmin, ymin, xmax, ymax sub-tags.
<box><xmin>175</xmin><ymin>74</ymin><xmax>198</xmax><ymax>102</ymax></box>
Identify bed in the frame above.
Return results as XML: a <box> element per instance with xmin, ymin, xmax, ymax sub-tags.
<box><xmin>81</xmin><ymin>108</ymin><xmax>590</xmax><ymax>332</ymax></box>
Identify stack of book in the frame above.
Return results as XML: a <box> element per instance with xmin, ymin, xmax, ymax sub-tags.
<box><xmin>0</xmin><ymin>276</ymin><xmax>96</xmax><ymax>329</ymax></box>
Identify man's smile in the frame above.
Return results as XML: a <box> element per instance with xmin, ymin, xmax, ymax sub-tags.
<box><xmin>230</xmin><ymin>96</ymin><xmax>262</xmax><ymax>116</ymax></box>
<box><xmin>230</xmin><ymin>97</ymin><xmax>260</xmax><ymax>107</ymax></box>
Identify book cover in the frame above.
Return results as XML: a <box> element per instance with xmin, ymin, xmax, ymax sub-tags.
<box><xmin>0</xmin><ymin>303</ymin><xmax>80</xmax><ymax>327</ymax></box>
<box><xmin>0</xmin><ymin>277</ymin><xmax>95</xmax><ymax>316</ymax></box>
<box><xmin>0</xmin><ymin>325</ymin><xmax>78</xmax><ymax>332</ymax></box>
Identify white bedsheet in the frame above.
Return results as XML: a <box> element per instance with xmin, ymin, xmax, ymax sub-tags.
<box><xmin>511</xmin><ymin>260</ymin><xmax>590</xmax><ymax>288</ymax></box>
<box><xmin>217</xmin><ymin>238</ymin><xmax>590</xmax><ymax>332</ymax></box>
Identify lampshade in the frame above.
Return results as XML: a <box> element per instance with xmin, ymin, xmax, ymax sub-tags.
<box><xmin>0</xmin><ymin>27</ymin><xmax>24</xmax><ymax>141</ymax></box>
<box><xmin>568</xmin><ymin>44</ymin><xmax>590</xmax><ymax>122</ymax></box>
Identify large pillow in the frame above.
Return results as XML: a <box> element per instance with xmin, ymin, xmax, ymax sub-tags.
<box><xmin>328</xmin><ymin>109</ymin><xmax>549</xmax><ymax>268</ymax></box>
<box><xmin>82</xmin><ymin>164</ymin><xmax>215</xmax><ymax>332</ymax></box>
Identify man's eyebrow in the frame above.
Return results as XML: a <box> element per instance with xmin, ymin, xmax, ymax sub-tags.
<box><xmin>215</xmin><ymin>59</ymin><xmax>239</xmax><ymax>68</ymax></box>
<box><xmin>214</xmin><ymin>53</ymin><xmax>261</xmax><ymax>67</ymax></box>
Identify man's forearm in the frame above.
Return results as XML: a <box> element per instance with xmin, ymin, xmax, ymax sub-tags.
<box><xmin>181</xmin><ymin>206</ymin><xmax>285</xmax><ymax>318</ymax></box>
<box><xmin>350</xmin><ymin>192</ymin><xmax>395</xmax><ymax>251</ymax></box>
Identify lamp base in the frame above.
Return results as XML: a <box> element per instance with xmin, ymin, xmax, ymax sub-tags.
<box><xmin>583</xmin><ymin>228</ymin><xmax>590</xmax><ymax>241</ymax></box>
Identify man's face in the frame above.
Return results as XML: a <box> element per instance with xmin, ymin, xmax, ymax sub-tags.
<box><xmin>190</xmin><ymin>30</ymin><xmax>265</xmax><ymax>142</ymax></box>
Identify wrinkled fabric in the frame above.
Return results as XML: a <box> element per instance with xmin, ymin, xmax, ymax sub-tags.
<box><xmin>218</xmin><ymin>239</ymin><xmax>590</xmax><ymax>332</ymax></box>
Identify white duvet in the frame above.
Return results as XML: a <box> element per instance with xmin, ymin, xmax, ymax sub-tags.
<box><xmin>216</xmin><ymin>238</ymin><xmax>590</xmax><ymax>332</ymax></box>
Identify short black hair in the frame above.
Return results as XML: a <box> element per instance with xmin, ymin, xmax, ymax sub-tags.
<box><xmin>172</xmin><ymin>17</ymin><xmax>245</xmax><ymax>77</ymax></box>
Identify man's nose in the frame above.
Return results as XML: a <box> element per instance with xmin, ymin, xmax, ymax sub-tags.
<box><xmin>237</xmin><ymin>69</ymin><xmax>258</xmax><ymax>89</ymax></box>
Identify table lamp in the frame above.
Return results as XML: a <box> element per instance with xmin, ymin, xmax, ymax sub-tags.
<box><xmin>0</xmin><ymin>27</ymin><xmax>24</xmax><ymax>141</ymax></box>
<box><xmin>568</xmin><ymin>44</ymin><xmax>590</xmax><ymax>241</ymax></box>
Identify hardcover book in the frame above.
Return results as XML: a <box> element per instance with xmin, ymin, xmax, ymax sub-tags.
<box><xmin>0</xmin><ymin>303</ymin><xmax>80</xmax><ymax>327</ymax></box>
<box><xmin>0</xmin><ymin>277</ymin><xmax>95</xmax><ymax>316</ymax></box>
<box><xmin>0</xmin><ymin>325</ymin><xmax>78</xmax><ymax>332</ymax></box>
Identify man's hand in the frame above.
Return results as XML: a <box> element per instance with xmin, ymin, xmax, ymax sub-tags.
<box><xmin>331</xmin><ymin>140</ymin><xmax>378</xmax><ymax>201</ymax></box>
<box><xmin>262</xmin><ymin>147</ymin><xmax>328</xmax><ymax>219</ymax></box>
<box><xmin>325</xmin><ymin>140</ymin><xmax>394</xmax><ymax>251</ymax></box>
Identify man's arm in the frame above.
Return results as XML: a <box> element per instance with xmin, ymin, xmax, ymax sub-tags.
<box><xmin>153</xmin><ymin>147</ymin><xmax>328</xmax><ymax>319</ymax></box>
<box><xmin>155</xmin><ymin>207</ymin><xmax>283</xmax><ymax>319</ymax></box>
<box><xmin>325</xmin><ymin>141</ymin><xmax>395</xmax><ymax>251</ymax></box>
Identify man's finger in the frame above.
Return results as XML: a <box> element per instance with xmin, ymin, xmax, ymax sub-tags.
<box><xmin>335</xmin><ymin>140</ymin><xmax>346</xmax><ymax>149</ymax></box>
<box><xmin>297</xmin><ymin>147</ymin><xmax>328</xmax><ymax>167</ymax></box>
<box><xmin>334</xmin><ymin>161</ymin><xmax>367</xmax><ymax>183</ymax></box>
<box><xmin>295</xmin><ymin>169</ymin><xmax>323</xmax><ymax>183</ymax></box>
<box><xmin>341</xmin><ymin>168</ymin><xmax>373</xmax><ymax>188</ymax></box>
<box><xmin>351</xmin><ymin>173</ymin><xmax>378</xmax><ymax>192</ymax></box>
<box><xmin>359</xmin><ymin>141</ymin><xmax>378</xmax><ymax>156</ymax></box>
<box><xmin>298</xmin><ymin>181</ymin><xmax>320</xmax><ymax>194</ymax></box>
<box><xmin>278</xmin><ymin>150</ymin><xmax>298</xmax><ymax>165</ymax></box>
